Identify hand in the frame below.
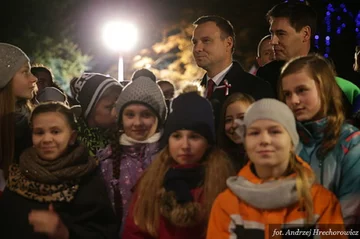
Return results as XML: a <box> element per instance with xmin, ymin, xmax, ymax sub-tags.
<box><xmin>28</xmin><ymin>204</ymin><xmax>69</xmax><ymax>239</ymax></box>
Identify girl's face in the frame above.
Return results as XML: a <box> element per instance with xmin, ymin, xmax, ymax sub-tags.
<box><xmin>281</xmin><ymin>70</ymin><xmax>322</xmax><ymax>122</ymax></box>
<box><xmin>169</xmin><ymin>130</ymin><xmax>209</xmax><ymax>165</ymax></box>
<box><xmin>88</xmin><ymin>86</ymin><xmax>121</xmax><ymax>129</ymax></box>
<box><xmin>245</xmin><ymin>119</ymin><xmax>292</xmax><ymax>177</ymax></box>
<box><xmin>12</xmin><ymin>62</ymin><xmax>37</xmax><ymax>100</ymax></box>
<box><xmin>224</xmin><ymin>101</ymin><xmax>251</xmax><ymax>144</ymax></box>
<box><xmin>122</xmin><ymin>104</ymin><xmax>158</xmax><ymax>141</ymax></box>
<box><xmin>32</xmin><ymin>112</ymin><xmax>77</xmax><ymax>161</ymax></box>
<box><xmin>34</xmin><ymin>71</ymin><xmax>53</xmax><ymax>92</ymax></box>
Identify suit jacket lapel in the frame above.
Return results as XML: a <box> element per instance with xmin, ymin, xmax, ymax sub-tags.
<box><xmin>211</xmin><ymin>81</ymin><xmax>226</xmax><ymax>102</ymax></box>
<box><xmin>200</xmin><ymin>75</ymin><xmax>207</xmax><ymax>87</ymax></box>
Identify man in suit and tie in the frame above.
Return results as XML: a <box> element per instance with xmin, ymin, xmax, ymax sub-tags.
<box><xmin>192</xmin><ymin>15</ymin><xmax>274</xmax><ymax>129</ymax></box>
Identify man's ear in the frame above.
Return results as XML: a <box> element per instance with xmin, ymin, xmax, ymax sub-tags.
<box><xmin>225</xmin><ymin>36</ymin><xmax>234</xmax><ymax>52</ymax></box>
<box><xmin>256</xmin><ymin>57</ymin><xmax>262</xmax><ymax>66</ymax></box>
<box><xmin>69</xmin><ymin>131</ymin><xmax>78</xmax><ymax>146</ymax></box>
<box><xmin>301</xmin><ymin>26</ymin><xmax>311</xmax><ymax>42</ymax></box>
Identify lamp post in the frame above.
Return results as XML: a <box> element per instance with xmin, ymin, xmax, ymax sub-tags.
<box><xmin>102</xmin><ymin>21</ymin><xmax>138</xmax><ymax>82</ymax></box>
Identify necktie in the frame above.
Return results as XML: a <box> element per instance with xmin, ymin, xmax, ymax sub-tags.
<box><xmin>206</xmin><ymin>79</ymin><xmax>215</xmax><ymax>99</ymax></box>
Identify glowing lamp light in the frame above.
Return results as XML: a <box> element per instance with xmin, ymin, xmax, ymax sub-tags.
<box><xmin>102</xmin><ymin>20</ymin><xmax>138</xmax><ymax>82</ymax></box>
<box><xmin>102</xmin><ymin>21</ymin><xmax>138</xmax><ymax>52</ymax></box>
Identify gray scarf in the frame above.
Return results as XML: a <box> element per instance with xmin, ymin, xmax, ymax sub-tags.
<box><xmin>227</xmin><ymin>176</ymin><xmax>299</xmax><ymax>209</ymax></box>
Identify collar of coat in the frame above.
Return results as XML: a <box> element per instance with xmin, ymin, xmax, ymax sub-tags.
<box><xmin>226</xmin><ymin>156</ymin><xmax>314</xmax><ymax>210</ymax></box>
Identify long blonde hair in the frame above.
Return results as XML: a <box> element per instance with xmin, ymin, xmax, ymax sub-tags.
<box><xmin>288</xmin><ymin>151</ymin><xmax>315</xmax><ymax>224</ymax></box>
<box><xmin>132</xmin><ymin>146</ymin><xmax>234</xmax><ymax>237</ymax></box>
<box><xmin>279</xmin><ymin>54</ymin><xmax>344</xmax><ymax>158</ymax></box>
<box><xmin>0</xmin><ymin>80</ymin><xmax>16</xmax><ymax>178</ymax></box>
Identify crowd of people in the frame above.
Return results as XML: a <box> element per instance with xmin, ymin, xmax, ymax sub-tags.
<box><xmin>0</xmin><ymin>1</ymin><xmax>360</xmax><ymax>239</ymax></box>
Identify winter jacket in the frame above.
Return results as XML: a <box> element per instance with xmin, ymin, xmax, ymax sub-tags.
<box><xmin>76</xmin><ymin>118</ymin><xmax>113</xmax><ymax>157</ymax></box>
<box><xmin>335</xmin><ymin>76</ymin><xmax>360</xmax><ymax>105</ymax></box>
<box><xmin>297</xmin><ymin>118</ymin><xmax>360</xmax><ymax>225</ymax></box>
<box><xmin>122</xmin><ymin>164</ymin><xmax>207</xmax><ymax>239</ymax></box>
<box><xmin>0</xmin><ymin>169</ymin><xmax>119</xmax><ymax>239</ymax></box>
<box><xmin>98</xmin><ymin>133</ymin><xmax>161</xmax><ymax>228</ymax></box>
<box><xmin>14</xmin><ymin>110</ymin><xmax>32</xmax><ymax>163</ymax></box>
<box><xmin>207</xmin><ymin>156</ymin><xmax>346</xmax><ymax>239</ymax></box>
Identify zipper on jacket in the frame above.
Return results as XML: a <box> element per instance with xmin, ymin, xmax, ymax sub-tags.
<box><xmin>319</xmin><ymin>160</ymin><xmax>323</xmax><ymax>185</ymax></box>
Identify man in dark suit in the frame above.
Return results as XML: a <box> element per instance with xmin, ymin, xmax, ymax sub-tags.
<box><xmin>191</xmin><ymin>15</ymin><xmax>274</xmax><ymax>129</ymax></box>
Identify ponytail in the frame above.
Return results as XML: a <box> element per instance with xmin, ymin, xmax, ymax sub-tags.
<box><xmin>290</xmin><ymin>153</ymin><xmax>315</xmax><ymax>224</ymax></box>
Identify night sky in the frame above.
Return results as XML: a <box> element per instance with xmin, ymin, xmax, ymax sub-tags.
<box><xmin>1</xmin><ymin>0</ymin><xmax>359</xmax><ymax>79</ymax></box>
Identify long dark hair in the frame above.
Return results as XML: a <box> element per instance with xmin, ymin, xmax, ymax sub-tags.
<box><xmin>0</xmin><ymin>81</ymin><xmax>16</xmax><ymax>177</ymax></box>
<box><xmin>217</xmin><ymin>93</ymin><xmax>254</xmax><ymax>170</ymax></box>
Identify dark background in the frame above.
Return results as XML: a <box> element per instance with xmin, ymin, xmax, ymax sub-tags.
<box><xmin>1</xmin><ymin>0</ymin><xmax>359</xmax><ymax>82</ymax></box>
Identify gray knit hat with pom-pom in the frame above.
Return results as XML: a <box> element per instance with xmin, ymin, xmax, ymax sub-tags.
<box><xmin>115</xmin><ymin>76</ymin><xmax>167</xmax><ymax>124</ymax></box>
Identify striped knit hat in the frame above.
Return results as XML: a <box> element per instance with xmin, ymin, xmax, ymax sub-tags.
<box><xmin>70</xmin><ymin>73</ymin><xmax>123</xmax><ymax>119</ymax></box>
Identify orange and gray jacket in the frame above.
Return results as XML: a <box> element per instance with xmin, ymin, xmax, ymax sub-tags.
<box><xmin>207</xmin><ymin>156</ymin><xmax>346</xmax><ymax>239</ymax></box>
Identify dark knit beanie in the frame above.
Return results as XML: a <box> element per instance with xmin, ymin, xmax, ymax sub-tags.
<box><xmin>161</xmin><ymin>92</ymin><xmax>215</xmax><ymax>147</ymax></box>
<box><xmin>70</xmin><ymin>73</ymin><xmax>123</xmax><ymax>119</ymax></box>
<box><xmin>115</xmin><ymin>76</ymin><xmax>167</xmax><ymax>124</ymax></box>
<box><xmin>0</xmin><ymin>43</ymin><xmax>30</xmax><ymax>88</ymax></box>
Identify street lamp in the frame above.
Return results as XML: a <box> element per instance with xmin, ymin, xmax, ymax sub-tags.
<box><xmin>102</xmin><ymin>21</ymin><xmax>138</xmax><ymax>82</ymax></box>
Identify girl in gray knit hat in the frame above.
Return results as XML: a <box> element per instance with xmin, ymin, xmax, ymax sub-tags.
<box><xmin>0</xmin><ymin>43</ymin><xmax>37</xmax><ymax>189</ymax></box>
<box><xmin>97</xmin><ymin>75</ymin><xmax>168</xmax><ymax>234</ymax></box>
<box><xmin>207</xmin><ymin>98</ymin><xmax>345</xmax><ymax>239</ymax></box>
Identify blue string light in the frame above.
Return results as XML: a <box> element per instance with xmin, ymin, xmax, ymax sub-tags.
<box><xmin>322</xmin><ymin>2</ymin><xmax>359</xmax><ymax>56</ymax></box>
<box><xmin>356</xmin><ymin>11</ymin><xmax>360</xmax><ymax>42</ymax></box>
<box><xmin>324</xmin><ymin>3</ymin><xmax>332</xmax><ymax>57</ymax></box>
<box><xmin>284</xmin><ymin>1</ymin><xmax>358</xmax><ymax>55</ymax></box>
<box><xmin>314</xmin><ymin>34</ymin><xmax>319</xmax><ymax>49</ymax></box>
